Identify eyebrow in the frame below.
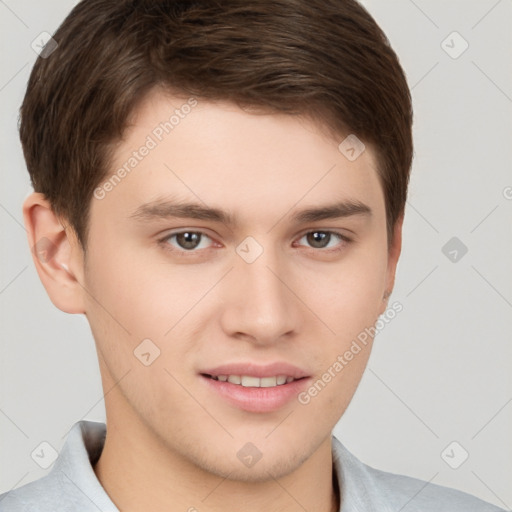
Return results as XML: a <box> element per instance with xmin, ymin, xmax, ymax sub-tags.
<box><xmin>129</xmin><ymin>197</ymin><xmax>372</xmax><ymax>227</ymax></box>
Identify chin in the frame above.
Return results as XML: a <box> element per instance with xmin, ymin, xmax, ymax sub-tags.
<box><xmin>180</xmin><ymin>436</ymin><xmax>313</xmax><ymax>482</ymax></box>
<box><xmin>214</xmin><ymin>451</ymin><xmax>309</xmax><ymax>483</ymax></box>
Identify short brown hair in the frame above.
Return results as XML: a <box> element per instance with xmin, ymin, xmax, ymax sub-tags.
<box><xmin>20</xmin><ymin>0</ymin><xmax>413</xmax><ymax>249</ymax></box>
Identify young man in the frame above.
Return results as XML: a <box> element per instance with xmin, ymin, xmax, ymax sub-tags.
<box><xmin>0</xmin><ymin>0</ymin><xmax>505</xmax><ymax>511</ymax></box>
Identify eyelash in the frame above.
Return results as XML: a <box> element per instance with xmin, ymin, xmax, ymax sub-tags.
<box><xmin>157</xmin><ymin>229</ymin><xmax>352</xmax><ymax>257</ymax></box>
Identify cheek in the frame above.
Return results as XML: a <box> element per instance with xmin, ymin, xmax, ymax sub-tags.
<box><xmin>302</xmin><ymin>247</ymin><xmax>388</xmax><ymax>339</ymax></box>
<box><xmin>82</xmin><ymin>237</ymin><xmax>216</xmax><ymax>390</ymax></box>
<box><xmin>294</xmin><ymin>243</ymin><xmax>387</xmax><ymax>409</ymax></box>
<box><xmin>84</xmin><ymin>236</ymin><xmax>199</xmax><ymax>337</ymax></box>
<box><xmin>298</xmin><ymin>333</ymin><xmax>374</xmax><ymax>426</ymax></box>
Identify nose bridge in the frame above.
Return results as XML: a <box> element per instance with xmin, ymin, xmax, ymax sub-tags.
<box><xmin>222</xmin><ymin>237</ymin><xmax>299</xmax><ymax>342</ymax></box>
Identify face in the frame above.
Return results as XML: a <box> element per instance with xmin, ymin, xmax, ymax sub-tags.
<box><xmin>71</xmin><ymin>89</ymin><xmax>400</xmax><ymax>481</ymax></box>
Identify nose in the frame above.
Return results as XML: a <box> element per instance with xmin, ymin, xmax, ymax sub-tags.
<box><xmin>219</xmin><ymin>244</ymin><xmax>302</xmax><ymax>346</ymax></box>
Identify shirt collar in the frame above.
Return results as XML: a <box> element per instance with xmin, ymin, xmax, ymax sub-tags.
<box><xmin>52</xmin><ymin>420</ymin><xmax>118</xmax><ymax>511</ymax></box>
<box><xmin>332</xmin><ymin>436</ymin><xmax>390</xmax><ymax>512</ymax></box>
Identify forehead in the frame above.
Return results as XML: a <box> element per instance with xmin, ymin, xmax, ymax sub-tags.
<box><xmin>92</xmin><ymin>89</ymin><xmax>385</xmax><ymax>231</ymax></box>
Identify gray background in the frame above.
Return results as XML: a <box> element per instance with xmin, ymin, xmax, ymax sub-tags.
<box><xmin>1</xmin><ymin>0</ymin><xmax>511</xmax><ymax>508</ymax></box>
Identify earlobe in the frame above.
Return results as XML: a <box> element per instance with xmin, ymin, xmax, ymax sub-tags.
<box><xmin>23</xmin><ymin>192</ymin><xmax>86</xmax><ymax>314</ymax></box>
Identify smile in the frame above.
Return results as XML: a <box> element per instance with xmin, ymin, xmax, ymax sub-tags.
<box><xmin>206</xmin><ymin>374</ymin><xmax>296</xmax><ymax>387</ymax></box>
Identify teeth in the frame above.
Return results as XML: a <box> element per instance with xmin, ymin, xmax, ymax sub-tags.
<box><xmin>260</xmin><ymin>377</ymin><xmax>277</xmax><ymax>387</ymax></box>
<box><xmin>242</xmin><ymin>376</ymin><xmax>261</xmax><ymax>387</ymax></box>
<box><xmin>211</xmin><ymin>374</ymin><xmax>296</xmax><ymax>387</ymax></box>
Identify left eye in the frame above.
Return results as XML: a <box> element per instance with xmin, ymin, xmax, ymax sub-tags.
<box><xmin>159</xmin><ymin>230</ymin><xmax>349</xmax><ymax>253</ymax></box>
<box><xmin>295</xmin><ymin>230</ymin><xmax>348</xmax><ymax>250</ymax></box>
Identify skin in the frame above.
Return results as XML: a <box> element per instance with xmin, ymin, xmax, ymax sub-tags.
<box><xmin>23</xmin><ymin>88</ymin><xmax>402</xmax><ymax>512</ymax></box>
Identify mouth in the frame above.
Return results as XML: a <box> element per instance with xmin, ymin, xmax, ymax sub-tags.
<box><xmin>198</xmin><ymin>363</ymin><xmax>311</xmax><ymax>413</ymax></box>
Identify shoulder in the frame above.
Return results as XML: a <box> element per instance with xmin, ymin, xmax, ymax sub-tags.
<box><xmin>0</xmin><ymin>472</ymin><xmax>67</xmax><ymax>512</ymax></box>
<box><xmin>0</xmin><ymin>420</ymin><xmax>115</xmax><ymax>512</ymax></box>
<box><xmin>0</xmin><ymin>459</ymin><xmax>114</xmax><ymax>512</ymax></box>
<box><xmin>332</xmin><ymin>436</ymin><xmax>506</xmax><ymax>512</ymax></box>
<box><xmin>365</xmin><ymin>464</ymin><xmax>504</xmax><ymax>511</ymax></box>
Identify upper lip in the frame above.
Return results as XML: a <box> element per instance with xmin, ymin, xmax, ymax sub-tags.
<box><xmin>200</xmin><ymin>362</ymin><xmax>310</xmax><ymax>379</ymax></box>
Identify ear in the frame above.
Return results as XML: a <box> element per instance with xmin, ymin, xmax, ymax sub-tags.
<box><xmin>378</xmin><ymin>214</ymin><xmax>403</xmax><ymax>316</ymax></box>
<box><xmin>23</xmin><ymin>192</ymin><xmax>86</xmax><ymax>314</ymax></box>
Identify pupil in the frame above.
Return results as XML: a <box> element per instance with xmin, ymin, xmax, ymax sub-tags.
<box><xmin>177</xmin><ymin>232</ymin><xmax>200</xmax><ymax>250</ymax></box>
<box><xmin>307</xmin><ymin>231</ymin><xmax>329</xmax><ymax>248</ymax></box>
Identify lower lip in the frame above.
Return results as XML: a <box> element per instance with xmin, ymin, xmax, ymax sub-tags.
<box><xmin>200</xmin><ymin>375</ymin><xmax>310</xmax><ymax>413</ymax></box>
